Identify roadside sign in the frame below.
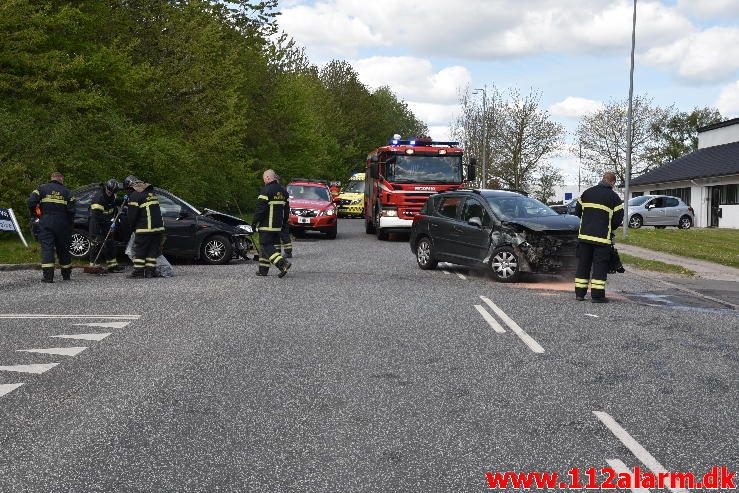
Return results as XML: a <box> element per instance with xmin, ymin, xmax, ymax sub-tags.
<box><xmin>564</xmin><ymin>192</ymin><xmax>573</xmax><ymax>201</ymax></box>
<box><xmin>0</xmin><ymin>208</ymin><xmax>29</xmax><ymax>248</ymax></box>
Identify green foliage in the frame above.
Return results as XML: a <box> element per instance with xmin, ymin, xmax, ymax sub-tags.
<box><xmin>648</xmin><ymin>106</ymin><xmax>723</xmax><ymax>165</ymax></box>
<box><xmin>0</xmin><ymin>0</ymin><xmax>425</xmax><ymax>218</ymax></box>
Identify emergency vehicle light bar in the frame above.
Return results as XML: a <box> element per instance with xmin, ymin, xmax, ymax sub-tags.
<box><xmin>290</xmin><ymin>178</ymin><xmax>329</xmax><ymax>185</ymax></box>
<box><xmin>389</xmin><ymin>138</ymin><xmax>459</xmax><ymax>147</ymax></box>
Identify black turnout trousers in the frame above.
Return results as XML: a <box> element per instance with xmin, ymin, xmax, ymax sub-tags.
<box><xmin>132</xmin><ymin>232</ymin><xmax>162</xmax><ymax>271</ymax></box>
<box><xmin>39</xmin><ymin>217</ymin><xmax>72</xmax><ymax>270</ymax></box>
<box><xmin>575</xmin><ymin>242</ymin><xmax>610</xmax><ymax>299</ymax></box>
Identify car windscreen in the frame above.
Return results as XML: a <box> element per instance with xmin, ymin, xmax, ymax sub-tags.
<box><xmin>485</xmin><ymin>195</ymin><xmax>558</xmax><ymax>220</ymax></box>
<box><xmin>342</xmin><ymin>180</ymin><xmax>364</xmax><ymax>193</ymax></box>
<box><xmin>288</xmin><ymin>185</ymin><xmax>330</xmax><ymax>201</ymax></box>
<box><xmin>387</xmin><ymin>155</ymin><xmax>462</xmax><ymax>184</ymax></box>
<box><xmin>628</xmin><ymin>196</ymin><xmax>651</xmax><ymax>207</ymax></box>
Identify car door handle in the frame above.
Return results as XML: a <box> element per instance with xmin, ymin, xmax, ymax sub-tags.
<box><xmin>453</xmin><ymin>226</ymin><xmax>464</xmax><ymax>233</ymax></box>
<box><xmin>430</xmin><ymin>223</ymin><xmax>439</xmax><ymax>228</ymax></box>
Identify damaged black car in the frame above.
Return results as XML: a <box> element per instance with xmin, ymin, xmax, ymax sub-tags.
<box><xmin>410</xmin><ymin>189</ymin><xmax>579</xmax><ymax>282</ymax></box>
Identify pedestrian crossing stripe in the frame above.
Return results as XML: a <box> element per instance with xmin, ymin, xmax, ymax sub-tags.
<box><xmin>73</xmin><ymin>321</ymin><xmax>131</xmax><ymax>329</ymax></box>
<box><xmin>50</xmin><ymin>333</ymin><xmax>111</xmax><ymax>342</ymax></box>
<box><xmin>17</xmin><ymin>347</ymin><xmax>88</xmax><ymax>357</ymax></box>
<box><xmin>0</xmin><ymin>383</ymin><xmax>24</xmax><ymax>398</ymax></box>
<box><xmin>0</xmin><ymin>363</ymin><xmax>59</xmax><ymax>374</ymax></box>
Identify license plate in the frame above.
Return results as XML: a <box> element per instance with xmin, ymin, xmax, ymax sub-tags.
<box><xmin>298</xmin><ymin>217</ymin><xmax>311</xmax><ymax>224</ymax></box>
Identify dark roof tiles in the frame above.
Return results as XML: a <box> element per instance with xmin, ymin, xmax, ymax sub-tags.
<box><xmin>631</xmin><ymin>141</ymin><xmax>739</xmax><ymax>186</ymax></box>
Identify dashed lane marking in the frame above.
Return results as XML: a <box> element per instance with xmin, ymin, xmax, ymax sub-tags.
<box><xmin>73</xmin><ymin>321</ymin><xmax>131</xmax><ymax>329</ymax></box>
<box><xmin>50</xmin><ymin>333</ymin><xmax>111</xmax><ymax>342</ymax></box>
<box><xmin>0</xmin><ymin>363</ymin><xmax>59</xmax><ymax>375</ymax></box>
<box><xmin>456</xmin><ymin>272</ymin><xmax>467</xmax><ymax>280</ymax></box>
<box><xmin>0</xmin><ymin>383</ymin><xmax>24</xmax><ymax>398</ymax></box>
<box><xmin>0</xmin><ymin>314</ymin><xmax>139</xmax><ymax>319</ymax></box>
<box><xmin>594</xmin><ymin>411</ymin><xmax>688</xmax><ymax>493</ymax></box>
<box><xmin>442</xmin><ymin>269</ymin><xmax>451</xmax><ymax>275</ymax></box>
<box><xmin>474</xmin><ymin>305</ymin><xmax>506</xmax><ymax>333</ymax></box>
<box><xmin>585</xmin><ymin>314</ymin><xmax>600</xmax><ymax>318</ymax></box>
<box><xmin>480</xmin><ymin>296</ymin><xmax>545</xmax><ymax>353</ymax></box>
<box><xmin>606</xmin><ymin>459</ymin><xmax>652</xmax><ymax>493</ymax></box>
<box><xmin>17</xmin><ymin>347</ymin><xmax>87</xmax><ymax>357</ymax></box>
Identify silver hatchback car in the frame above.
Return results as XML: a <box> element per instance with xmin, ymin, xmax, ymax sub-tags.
<box><xmin>627</xmin><ymin>195</ymin><xmax>694</xmax><ymax>229</ymax></box>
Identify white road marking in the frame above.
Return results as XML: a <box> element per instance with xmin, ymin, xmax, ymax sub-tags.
<box><xmin>17</xmin><ymin>347</ymin><xmax>88</xmax><ymax>357</ymax></box>
<box><xmin>0</xmin><ymin>383</ymin><xmax>24</xmax><ymax>398</ymax></box>
<box><xmin>593</xmin><ymin>411</ymin><xmax>688</xmax><ymax>493</ymax></box>
<box><xmin>474</xmin><ymin>305</ymin><xmax>506</xmax><ymax>333</ymax></box>
<box><xmin>442</xmin><ymin>269</ymin><xmax>451</xmax><ymax>275</ymax></box>
<box><xmin>73</xmin><ymin>321</ymin><xmax>131</xmax><ymax>329</ymax></box>
<box><xmin>606</xmin><ymin>459</ymin><xmax>652</xmax><ymax>493</ymax></box>
<box><xmin>0</xmin><ymin>314</ymin><xmax>139</xmax><ymax>319</ymax></box>
<box><xmin>585</xmin><ymin>314</ymin><xmax>600</xmax><ymax>318</ymax></box>
<box><xmin>456</xmin><ymin>272</ymin><xmax>467</xmax><ymax>280</ymax></box>
<box><xmin>50</xmin><ymin>333</ymin><xmax>111</xmax><ymax>342</ymax></box>
<box><xmin>480</xmin><ymin>296</ymin><xmax>545</xmax><ymax>353</ymax></box>
<box><xmin>0</xmin><ymin>363</ymin><xmax>59</xmax><ymax>374</ymax></box>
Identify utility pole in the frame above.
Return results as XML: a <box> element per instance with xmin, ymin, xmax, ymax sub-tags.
<box><xmin>623</xmin><ymin>0</ymin><xmax>637</xmax><ymax>239</ymax></box>
<box><xmin>578</xmin><ymin>141</ymin><xmax>582</xmax><ymax>193</ymax></box>
<box><xmin>474</xmin><ymin>85</ymin><xmax>487</xmax><ymax>189</ymax></box>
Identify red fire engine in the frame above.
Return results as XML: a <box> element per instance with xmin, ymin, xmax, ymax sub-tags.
<box><xmin>364</xmin><ymin>135</ymin><xmax>476</xmax><ymax>240</ymax></box>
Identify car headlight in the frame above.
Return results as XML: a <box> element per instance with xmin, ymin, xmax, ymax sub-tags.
<box><xmin>237</xmin><ymin>224</ymin><xmax>253</xmax><ymax>233</ymax></box>
<box><xmin>351</xmin><ymin>199</ymin><xmax>361</xmax><ymax>204</ymax></box>
<box><xmin>320</xmin><ymin>207</ymin><xmax>336</xmax><ymax>216</ymax></box>
<box><xmin>381</xmin><ymin>208</ymin><xmax>398</xmax><ymax>217</ymax></box>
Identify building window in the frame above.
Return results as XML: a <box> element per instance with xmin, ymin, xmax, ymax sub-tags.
<box><xmin>651</xmin><ymin>187</ymin><xmax>691</xmax><ymax>206</ymax></box>
<box><xmin>631</xmin><ymin>192</ymin><xmax>643</xmax><ymax>198</ymax></box>
<box><xmin>717</xmin><ymin>184</ymin><xmax>738</xmax><ymax>205</ymax></box>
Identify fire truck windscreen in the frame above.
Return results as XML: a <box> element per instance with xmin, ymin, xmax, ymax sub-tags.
<box><xmin>388</xmin><ymin>155</ymin><xmax>462</xmax><ymax>184</ymax></box>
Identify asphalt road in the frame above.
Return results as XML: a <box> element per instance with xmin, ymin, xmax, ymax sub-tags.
<box><xmin>1</xmin><ymin>219</ymin><xmax>737</xmax><ymax>492</ymax></box>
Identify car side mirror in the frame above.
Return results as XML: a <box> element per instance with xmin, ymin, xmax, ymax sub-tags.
<box><xmin>177</xmin><ymin>210</ymin><xmax>190</xmax><ymax>220</ymax></box>
<box><xmin>468</xmin><ymin>157</ymin><xmax>477</xmax><ymax>182</ymax></box>
<box><xmin>468</xmin><ymin>217</ymin><xmax>483</xmax><ymax>228</ymax></box>
<box><xmin>646</xmin><ymin>204</ymin><xmax>655</xmax><ymax>210</ymax></box>
<box><xmin>370</xmin><ymin>162</ymin><xmax>379</xmax><ymax>179</ymax></box>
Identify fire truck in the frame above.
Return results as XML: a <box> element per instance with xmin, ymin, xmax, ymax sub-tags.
<box><xmin>364</xmin><ymin>135</ymin><xmax>476</xmax><ymax>240</ymax></box>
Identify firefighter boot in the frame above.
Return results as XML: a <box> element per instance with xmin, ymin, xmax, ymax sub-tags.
<box><xmin>285</xmin><ymin>249</ymin><xmax>293</xmax><ymax>259</ymax></box>
<box><xmin>42</xmin><ymin>268</ymin><xmax>54</xmax><ymax>283</ymax></box>
<box><xmin>144</xmin><ymin>267</ymin><xmax>155</xmax><ymax>279</ymax></box>
<box><xmin>129</xmin><ymin>268</ymin><xmax>145</xmax><ymax>279</ymax></box>
<box><xmin>256</xmin><ymin>266</ymin><xmax>269</xmax><ymax>276</ymax></box>
<box><xmin>277</xmin><ymin>258</ymin><xmax>291</xmax><ymax>278</ymax></box>
<box><xmin>108</xmin><ymin>265</ymin><xmax>125</xmax><ymax>273</ymax></box>
<box><xmin>61</xmin><ymin>268</ymin><xmax>72</xmax><ymax>281</ymax></box>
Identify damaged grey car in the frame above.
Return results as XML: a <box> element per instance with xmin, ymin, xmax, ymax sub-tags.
<box><xmin>410</xmin><ymin>190</ymin><xmax>580</xmax><ymax>282</ymax></box>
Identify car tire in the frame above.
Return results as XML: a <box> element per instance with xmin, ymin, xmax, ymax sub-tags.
<box><xmin>325</xmin><ymin>225</ymin><xmax>337</xmax><ymax>239</ymax></box>
<box><xmin>490</xmin><ymin>246</ymin><xmax>521</xmax><ymax>283</ymax></box>
<box><xmin>375</xmin><ymin>209</ymin><xmax>388</xmax><ymax>240</ymax></box>
<box><xmin>678</xmin><ymin>215</ymin><xmax>692</xmax><ymax>229</ymax></box>
<box><xmin>415</xmin><ymin>236</ymin><xmax>437</xmax><ymax>270</ymax></box>
<box><xmin>200</xmin><ymin>234</ymin><xmax>232</xmax><ymax>265</ymax></box>
<box><xmin>628</xmin><ymin>214</ymin><xmax>643</xmax><ymax>229</ymax></box>
<box><xmin>70</xmin><ymin>229</ymin><xmax>92</xmax><ymax>259</ymax></box>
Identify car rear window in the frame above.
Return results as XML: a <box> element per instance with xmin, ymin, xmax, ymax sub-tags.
<box><xmin>665</xmin><ymin>197</ymin><xmax>679</xmax><ymax>207</ymax></box>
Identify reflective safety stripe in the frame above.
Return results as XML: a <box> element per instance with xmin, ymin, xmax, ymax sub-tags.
<box><xmin>60</xmin><ymin>264</ymin><xmax>72</xmax><ymax>269</ymax></box>
<box><xmin>139</xmin><ymin>200</ymin><xmax>159</xmax><ymax>208</ymax></box>
<box><xmin>107</xmin><ymin>260</ymin><xmax>118</xmax><ymax>265</ymax></box>
<box><xmin>32</xmin><ymin>190</ymin><xmax>40</xmax><ymax>196</ymax></box>
<box><xmin>128</xmin><ymin>201</ymin><xmax>139</xmax><ymax>206</ymax></box>
<box><xmin>574</xmin><ymin>277</ymin><xmax>589</xmax><ymax>288</ymax></box>
<box><xmin>590</xmin><ymin>279</ymin><xmax>606</xmax><ymax>290</ymax></box>
<box><xmin>135</xmin><ymin>227</ymin><xmax>165</xmax><ymax>233</ymax></box>
<box><xmin>133</xmin><ymin>259</ymin><xmax>146</xmax><ymax>265</ymax></box>
<box><xmin>281</xmin><ymin>243</ymin><xmax>292</xmax><ymax>248</ymax></box>
<box><xmin>269</xmin><ymin>252</ymin><xmax>281</xmax><ymax>262</ymax></box>
<box><xmin>41</xmin><ymin>263</ymin><xmax>54</xmax><ymax>268</ymax></box>
<box><xmin>269</xmin><ymin>200</ymin><xmax>286</xmax><ymax>205</ymax></box>
<box><xmin>580</xmin><ymin>202</ymin><xmax>613</xmax><ymax>213</ymax></box>
<box><xmin>613</xmin><ymin>203</ymin><xmax>624</xmax><ymax>212</ymax></box>
<box><xmin>41</xmin><ymin>197</ymin><xmax>68</xmax><ymax>205</ymax></box>
<box><xmin>257</xmin><ymin>195</ymin><xmax>269</xmax><ymax>200</ymax></box>
<box><xmin>90</xmin><ymin>204</ymin><xmax>105</xmax><ymax>211</ymax></box>
<box><xmin>577</xmin><ymin>233</ymin><xmax>611</xmax><ymax>245</ymax></box>
<box><xmin>259</xmin><ymin>227</ymin><xmax>281</xmax><ymax>232</ymax></box>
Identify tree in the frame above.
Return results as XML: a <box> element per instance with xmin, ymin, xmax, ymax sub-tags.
<box><xmin>648</xmin><ymin>106</ymin><xmax>723</xmax><ymax>165</ymax></box>
<box><xmin>576</xmin><ymin>95</ymin><xmax>665</xmax><ymax>183</ymax></box>
<box><xmin>493</xmin><ymin>89</ymin><xmax>565</xmax><ymax>191</ymax></box>
<box><xmin>533</xmin><ymin>163</ymin><xmax>564</xmax><ymax>204</ymax></box>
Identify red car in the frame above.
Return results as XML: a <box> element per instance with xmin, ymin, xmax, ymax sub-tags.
<box><xmin>287</xmin><ymin>179</ymin><xmax>338</xmax><ymax>239</ymax></box>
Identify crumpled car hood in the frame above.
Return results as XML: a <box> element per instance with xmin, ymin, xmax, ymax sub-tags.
<box><xmin>202</xmin><ymin>208</ymin><xmax>248</xmax><ymax>227</ymax></box>
<box><xmin>505</xmin><ymin>214</ymin><xmax>580</xmax><ymax>233</ymax></box>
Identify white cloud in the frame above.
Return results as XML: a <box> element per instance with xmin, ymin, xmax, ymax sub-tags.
<box><xmin>677</xmin><ymin>0</ymin><xmax>739</xmax><ymax>18</ymax></box>
<box><xmin>716</xmin><ymin>81</ymin><xmax>739</xmax><ymax>116</ymax></box>
<box><xmin>428</xmin><ymin>126</ymin><xmax>453</xmax><ymax>141</ymax></box>
<box><xmin>641</xmin><ymin>27</ymin><xmax>739</xmax><ymax>83</ymax></box>
<box><xmin>549</xmin><ymin>97</ymin><xmax>604</xmax><ymax>118</ymax></box>
<box><xmin>406</xmin><ymin>102</ymin><xmax>459</xmax><ymax>127</ymax></box>
<box><xmin>353</xmin><ymin>56</ymin><xmax>470</xmax><ymax>105</ymax></box>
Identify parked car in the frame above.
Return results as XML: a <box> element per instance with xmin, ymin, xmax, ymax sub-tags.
<box><xmin>627</xmin><ymin>195</ymin><xmax>694</xmax><ymax>229</ymax></box>
<box><xmin>410</xmin><ymin>189</ymin><xmax>579</xmax><ymax>282</ymax></box>
<box><xmin>550</xmin><ymin>197</ymin><xmax>578</xmax><ymax>215</ymax></box>
<box><xmin>336</xmin><ymin>173</ymin><xmax>365</xmax><ymax>218</ymax></box>
<box><xmin>69</xmin><ymin>184</ymin><xmax>256</xmax><ymax>264</ymax></box>
<box><xmin>286</xmin><ymin>179</ymin><xmax>338</xmax><ymax>238</ymax></box>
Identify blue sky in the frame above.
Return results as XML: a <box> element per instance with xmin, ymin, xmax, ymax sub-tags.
<box><xmin>277</xmin><ymin>0</ymin><xmax>739</xmax><ymax>184</ymax></box>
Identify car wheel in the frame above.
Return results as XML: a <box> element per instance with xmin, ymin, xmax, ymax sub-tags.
<box><xmin>678</xmin><ymin>215</ymin><xmax>692</xmax><ymax>229</ymax></box>
<box><xmin>325</xmin><ymin>225</ymin><xmax>337</xmax><ymax>239</ymax></box>
<box><xmin>415</xmin><ymin>236</ymin><xmax>438</xmax><ymax>270</ymax></box>
<box><xmin>655</xmin><ymin>225</ymin><xmax>666</xmax><ymax>229</ymax></box>
<box><xmin>490</xmin><ymin>246</ymin><xmax>521</xmax><ymax>283</ymax></box>
<box><xmin>70</xmin><ymin>230</ymin><xmax>91</xmax><ymax>259</ymax></box>
<box><xmin>201</xmin><ymin>234</ymin><xmax>232</xmax><ymax>265</ymax></box>
<box><xmin>628</xmin><ymin>214</ymin><xmax>643</xmax><ymax>229</ymax></box>
<box><xmin>375</xmin><ymin>209</ymin><xmax>388</xmax><ymax>240</ymax></box>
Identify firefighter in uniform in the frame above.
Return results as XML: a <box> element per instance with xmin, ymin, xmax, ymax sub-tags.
<box><xmin>275</xmin><ymin>174</ymin><xmax>293</xmax><ymax>258</ymax></box>
<box><xmin>127</xmin><ymin>178</ymin><xmax>164</xmax><ymax>278</ymax></box>
<box><xmin>253</xmin><ymin>169</ymin><xmax>291</xmax><ymax>277</ymax></box>
<box><xmin>574</xmin><ymin>171</ymin><xmax>624</xmax><ymax>303</ymax></box>
<box><xmin>27</xmin><ymin>171</ymin><xmax>76</xmax><ymax>283</ymax></box>
<box><xmin>89</xmin><ymin>179</ymin><xmax>124</xmax><ymax>273</ymax></box>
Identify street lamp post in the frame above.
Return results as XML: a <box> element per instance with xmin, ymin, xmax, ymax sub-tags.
<box><xmin>623</xmin><ymin>0</ymin><xmax>637</xmax><ymax>238</ymax></box>
<box><xmin>474</xmin><ymin>85</ymin><xmax>487</xmax><ymax>189</ymax></box>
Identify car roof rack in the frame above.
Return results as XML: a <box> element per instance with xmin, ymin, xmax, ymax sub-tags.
<box><xmin>289</xmin><ymin>178</ymin><xmax>329</xmax><ymax>185</ymax></box>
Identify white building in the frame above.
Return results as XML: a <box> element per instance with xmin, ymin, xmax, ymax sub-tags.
<box><xmin>629</xmin><ymin>117</ymin><xmax>739</xmax><ymax>228</ymax></box>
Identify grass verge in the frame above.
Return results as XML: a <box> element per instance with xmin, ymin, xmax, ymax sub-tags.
<box><xmin>620</xmin><ymin>253</ymin><xmax>695</xmax><ymax>276</ymax></box>
<box><xmin>619</xmin><ymin>228</ymin><xmax>739</xmax><ymax>268</ymax></box>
